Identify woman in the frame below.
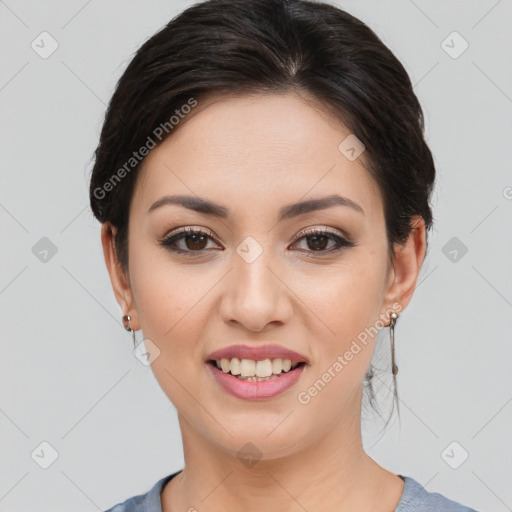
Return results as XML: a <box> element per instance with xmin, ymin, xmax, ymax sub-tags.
<box><xmin>90</xmin><ymin>0</ymin><xmax>479</xmax><ymax>510</ymax></box>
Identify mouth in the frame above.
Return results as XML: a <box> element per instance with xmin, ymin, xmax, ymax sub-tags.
<box><xmin>207</xmin><ymin>358</ymin><xmax>307</xmax><ymax>381</ymax></box>
<box><xmin>206</xmin><ymin>357</ymin><xmax>307</xmax><ymax>400</ymax></box>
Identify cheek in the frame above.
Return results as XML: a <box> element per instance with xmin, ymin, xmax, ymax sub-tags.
<box><xmin>129</xmin><ymin>255</ymin><xmax>213</xmax><ymax>408</ymax></box>
<box><xmin>295</xmin><ymin>251</ymin><xmax>388</xmax><ymax>374</ymax></box>
<box><xmin>338</xmin><ymin>261</ymin><xmax>387</xmax><ymax>329</ymax></box>
<box><xmin>294</xmin><ymin>258</ymin><xmax>387</xmax><ymax>417</ymax></box>
<box><xmin>128</xmin><ymin>242</ymin><xmax>208</xmax><ymax>355</ymax></box>
<box><xmin>307</xmin><ymin>252</ymin><xmax>386</xmax><ymax>329</ymax></box>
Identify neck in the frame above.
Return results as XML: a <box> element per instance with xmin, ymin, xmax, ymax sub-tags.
<box><xmin>161</xmin><ymin>399</ymin><xmax>404</xmax><ymax>512</ymax></box>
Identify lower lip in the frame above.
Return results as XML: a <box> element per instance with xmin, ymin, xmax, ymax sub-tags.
<box><xmin>207</xmin><ymin>362</ymin><xmax>306</xmax><ymax>400</ymax></box>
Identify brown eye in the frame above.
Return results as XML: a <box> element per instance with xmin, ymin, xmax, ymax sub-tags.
<box><xmin>291</xmin><ymin>228</ymin><xmax>354</xmax><ymax>254</ymax></box>
<box><xmin>159</xmin><ymin>227</ymin><xmax>220</xmax><ymax>254</ymax></box>
<box><xmin>305</xmin><ymin>234</ymin><xmax>330</xmax><ymax>251</ymax></box>
<box><xmin>184</xmin><ymin>232</ymin><xmax>208</xmax><ymax>250</ymax></box>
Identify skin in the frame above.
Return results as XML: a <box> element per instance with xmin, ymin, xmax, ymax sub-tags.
<box><xmin>101</xmin><ymin>91</ymin><xmax>426</xmax><ymax>511</ymax></box>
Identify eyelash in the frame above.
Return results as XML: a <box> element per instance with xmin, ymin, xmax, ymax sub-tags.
<box><xmin>158</xmin><ymin>226</ymin><xmax>355</xmax><ymax>256</ymax></box>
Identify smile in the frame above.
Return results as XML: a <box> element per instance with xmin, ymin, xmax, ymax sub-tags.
<box><xmin>207</xmin><ymin>358</ymin><xmax>307</xmax><ymax>400</ymax></box>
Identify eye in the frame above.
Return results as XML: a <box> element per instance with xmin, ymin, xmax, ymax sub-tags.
<box><xmin>158</xmin><ymin>227</ymin><xmax>221</xmax><ymax>254</ymax></box>
<box><xmin>158</xmin><ymin>226</ymin><xmax>355</xmax><ymax>256</ymax></box>
<box><xmin>290</xmin><ymin>227</ymin><xmax>354</xmax><ymax>254</ymax></box>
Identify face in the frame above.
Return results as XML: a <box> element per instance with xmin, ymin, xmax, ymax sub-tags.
<box><xmin>103</xmin><ymin>91</ymin><xmax>424</xmax><ymax>460</ymax></box>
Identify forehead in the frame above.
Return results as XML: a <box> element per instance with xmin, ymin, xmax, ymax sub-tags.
<box><xmin>132</xmin><ymin>92</ymin><xmax>383</xmax><ymax>225</ymax></box>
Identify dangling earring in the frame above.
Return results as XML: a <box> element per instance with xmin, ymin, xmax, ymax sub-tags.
<box><xmin>389</xmin><ymin>312</ymin><xmax>399</xmax><ymax>376</ymax></box>
<box><xmin>122</xmin><ymin>314</ymin><xmax>137</xmax><ymax>348</ymax></box>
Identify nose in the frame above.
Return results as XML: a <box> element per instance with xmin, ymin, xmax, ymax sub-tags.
<box><xmin>219</xmin><ymin>249</ymin><xmax>294</xmax><ymax>333</ymax></box>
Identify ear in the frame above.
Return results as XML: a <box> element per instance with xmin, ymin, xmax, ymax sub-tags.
<box><xmin>381</xmin><ymin>215</ymin><xmax>427</xmax><ymax>322</ymax></box>
<box><xmin>101</xmin><ymin>222</ymin><xmax>139</xmax><ymax>330</ymax></box>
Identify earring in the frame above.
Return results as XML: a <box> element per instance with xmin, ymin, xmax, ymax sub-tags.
<box><xmin>389</xmin><ymin>312</ymin><xmax>399</xmax><ymax>376</ymax></box>
<box><xmin>122</xmin><ymin>314</ymin><xmax>137</xmax><ymax>348</ymax></box>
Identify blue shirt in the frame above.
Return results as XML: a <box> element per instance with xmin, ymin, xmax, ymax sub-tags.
<box><xmin>103</xmin><ymin>470</ymin><xmax>479</xmax><ymax>511</ymax></box>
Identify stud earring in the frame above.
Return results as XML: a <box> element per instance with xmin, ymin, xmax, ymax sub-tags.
<box><xmin>122</xmin><ymin>314</ymin><xmax>137</xmax><ymax>348</ymax></box>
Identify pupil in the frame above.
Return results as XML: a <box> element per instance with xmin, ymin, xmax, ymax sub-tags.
<box><xmin>186</xmin><ymin>234</ymin><xmax>207</xmax><ymax>250</ymax></box>
<box><xmin>308</xmin><ymin>235</ymin><xmax>327</xmax><ymax>251</ymax></box>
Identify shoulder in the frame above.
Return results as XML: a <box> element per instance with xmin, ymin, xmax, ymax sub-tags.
<box><xmin>102</xmin><ymin>471</ymin><xmax>181</xmax><ymax>512</ymax></box>
<box><xmin>103</xmin><ymin>493</ymin><xmax>146</xmax><ymax>512</ymax></box>
<box><xmin>396</xmin><ymin>475</ymin><xmax>479</xmax><ymax>512</ymax></box>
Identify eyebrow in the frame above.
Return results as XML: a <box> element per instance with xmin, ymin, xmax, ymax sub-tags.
<box><xmin>147</xmin><ymin>193</ymin><xmax>364</xmax><ymax>220</ymax></box>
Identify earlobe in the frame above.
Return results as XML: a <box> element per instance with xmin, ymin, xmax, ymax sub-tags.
<box><xmin>382</xmin><ymin>216</ymin><xmax>427</xmax><ymax>317</ymax></box>
<box><xmin>100</xmin><ymin>222</ymin><xmax>138</xmax><ymax>328</ymax></box>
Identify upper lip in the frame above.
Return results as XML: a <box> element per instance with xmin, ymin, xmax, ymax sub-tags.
<box><xmin>207</xmin><ymin>344</ymin><xmax>308</xmax><ymax>364</ymax></box>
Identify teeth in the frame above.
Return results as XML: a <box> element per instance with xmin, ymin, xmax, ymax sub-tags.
<box><xmin>256</xmin><ymin>359</ymin><xmax>273</xmax><ymax>377</ymax></box>
<box><xmin>215</xmin><ymin>357</ymin><xmax>300</xmax><ymax>377</ymax></box>
<box><xmin>230</xmin><ymin>358</ymin><xmax>241</xmax><ymax>375</ymax></box>
<box><xmin>240</xmin><ymin>359</ymin><xmax>256</xmax><ymax>377</ymax></box>
<box><xmin>236</xmin><ymin>375</ymin><xmax>280</xmax><ymax>382</ymax></box>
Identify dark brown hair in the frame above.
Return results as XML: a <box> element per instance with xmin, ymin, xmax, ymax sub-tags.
<box><xmin>89</xmin><ymin>0</ymin><xmax>436</xmax><ymax>426</ymax></box>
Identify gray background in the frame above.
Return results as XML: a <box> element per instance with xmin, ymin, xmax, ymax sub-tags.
<box><xmin>1</xmin><ymin>0</ymin><xmax>511</xmax><ymax>510</ymax></box>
